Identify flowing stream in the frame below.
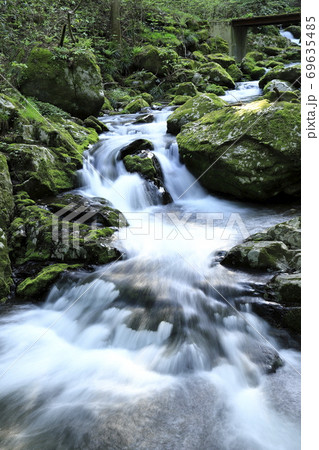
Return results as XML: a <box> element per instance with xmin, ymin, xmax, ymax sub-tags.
<box><xmin>0</xmin><ymin>104</ymin><xmax>300</xmax><ymax>449</ymax></box>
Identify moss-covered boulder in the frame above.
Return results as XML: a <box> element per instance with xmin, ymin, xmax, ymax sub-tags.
<box><xmin>0</xmin><ymin>153</ymin><xmax>14</xmax><ymax>229</ymax></box>
<box><xmin>169</xmin><ymin>95</ymin><xmax>192</xmax><ymax>106</ymax></box>
<box><xmin>241</xmin><ymin>52</ymin><xmax>266</xmax><ymax>80</ymax></box>
<box><xmin>198</xmin><ymin>62</ymin><xmax>235</xmax><ymax>88</ymax></box>
<box><xmin>263</xmin><ymin>79</ymin><xmax>295</xmax><ymax>95</ymax></box>
<box><xmin>123</xmin><ymin>151</ymin><xmax>172</xmax><ymax>205</ymax></box>
<box><xmin>6</xmin><ymin>144</ymin><xmax>75</xmax><ymax>197</ymax></box>
<box><xmin>284</xmin><ymin>25</ymin><xmax>301</xmax><ymax>39</ymax></box>
<box><xmin>192</xmin><ymin>51</ymin><xmax>207</xmax><ymax>63</ymax></box>
<box><xmin>124</xmin><ymin>97</ymin><xmax>149</xmax><ymax>114</ymax></box>
<box><xmin>267</xmin><ymin>273</ymin><xmax>301</xmax><ymax>305</ymax></box>
<box><xmin>0</xmin><ymin>228</ymin><xmax>12</xmax><ymax>302</ymax></box>
<box><xmin>174</xmin><ymin>82</ymin><xmax>198</xmax><ymax>97</ymax></box>
<box><xmin>9</xmin><ymin>202</ymin><xmax>121</xmax><ymax>267</ymax></box>
<box><xmin>226</xmin><ymin>64</ymin><xmax>243</xmax><ymax>82</ymax></box>
<box><xmin>177</xmin><ymin>99</ymin><xmax>301</xmax><ymax>201</ymax></box>
<box><xmin>124</xmin><ymin>71</ymin><xmax>157</xmax><ymax>92</ymax></box>
<box><xmin>205</xmin><ymin>84</ymin><xmax>226</xmax><ymax>96</ymax></box>
<box><xmin>223</xmin><ymin>217</ymin><xmax>301</xmax><ymax>337</ymax></box>
<box><xmin>221</xmin><ymin>240</ymin><xmax>291</xmax><ymax>271</ymax></box>
<box><xmin>0</xmin><ymin>93</ymin><xmax>98</xmax><ymax>198</ymax></box>
<box><xmin>16</xmin><ymin>263</ymin><xmax>81</xmax><ymax>300</ymax></box>
<box><xmin>263</xmin><ymin>79</ymin><xmax>300</xmax><ymax>103</ymax></box>
<box><xmin>20</xmin><ymin>47</ymin><xmax>104</xmax><ymax>119</ymax></box>
<box><xmin>206</xmin><ymin>53</ymin><xmax>236</xmax><ymax>69</ymax></box>
<box><xmin>248</xmin><ymin>217</ymin><xmax>301</xmax><ymax>250</ymax></box>
<box><xmin>133</xmin><ymin>45</ymin><xmax>179</xmax><ymax>76</ymax></box>
<box><xmin>259</xmin><ymin>64</ymin><xmax>301</xmax><ymax>89</ymax></box>
<box><xmin>123</xmin><ymin>153</ymin><xmax>158</xmax><ymax>180</ymax></box>
<box><xmin>167</xmin><ymin>93</ymin><xmax>227</xmax><ymax>135</ymax></box>
<box><xmin>84</xmin><ymin>116</ymin><xmax>109</xmax><ymax>133</ymax></box>
<box><xmin>118</xmin><ymin>139</ymin><xmax>154</xmax><ymax>159</ymax></box>
<box><xmin>207</xmin><ymin>37</ymin><xmax>229</xmax><ymax>54</ymax></box>
<box><xmin>106</xmin><ymin>88</ymin><xmax>135</xmax><ymax>110</ymax></box>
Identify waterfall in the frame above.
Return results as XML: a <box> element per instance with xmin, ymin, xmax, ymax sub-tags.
<box><xmin>0</xmin><ymin>107</ymin><xmax>300</xmax><ymax>449</ymax></box>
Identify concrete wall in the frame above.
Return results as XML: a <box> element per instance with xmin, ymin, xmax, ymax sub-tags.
<box><xmin>210</xmin><ymin>21</ymin><xmax>248</xmax><ymax>62</ymax></box>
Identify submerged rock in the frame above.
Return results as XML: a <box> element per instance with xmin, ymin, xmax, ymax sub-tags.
<box><xmin>20</xmin><ymin>47</ymin><xmax>104</xmax><ymax>119</ymax></box>
<box><xmin>177</xmin><ymin>99</ymin><xmax>300</xmax><ymax>201</ymax></box>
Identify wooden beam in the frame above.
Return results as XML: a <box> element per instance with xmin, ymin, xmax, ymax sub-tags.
<box><xmin>231</xmin><ymin>13</ymin><xmax>301</xmax><ymax>27</ymax></box>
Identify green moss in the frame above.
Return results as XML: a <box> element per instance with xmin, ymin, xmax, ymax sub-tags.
<box><xmin>20</xmin><ymin>47</ymin><xmax>104</xmax><ymax>119</ymax></box>
<box><xmin>192</xmin><ymin>51</ymin><xmax>207</xmax><ymax>63</ymax></box>
<box><xmin>124</xmin><ymin>97</ymin><xmax>149</xmax><ymax>114</ymax></box>
<box><xmin>198</xmin><ymin>62</ymin><xmax>235</xmax><ymax>88</ymax></box>
<box><xmin>16</xmin><ymin>263</ymin><xmax>81</xmax><ymax>298</ymax></box>
<box><xmin>140</xmin><ymin>93</ymin><xmax>153</xmax><ymax>105</ymax></box>
<box><xmin>0</xmin><ymin>227</ymin><xmax>12</xmax><ymax>302</ymax></box>
<box><xmin>174</xmin><ymin>82</ymin><xmax>198</xmax><ymax>97</ymax></box>
<box><xmin>206</xmin><ymin>53</ymin><xmax>236</xmax><ymax>68</ymax></box>
<box><xmin>133</xmin><ymin>45</ymin><xmax>179</xmax><ymax>76</ymax></box>
<box><xmin>177</xmin><ymin>99</ymin><xmax>301</xmax><ymax>201</ymax></box>
<box><xmin>205</xmin><ymin>84</ymin><xmax>225</xmax><ymax>96</ymax></box>
<box><xmin>169</xmin><ymin>95</ymin><xmax>192</xmax><ymax>105</ymax></box>
<box><xmin>241</xmin><ymin>52</ymin><xmax>266</xmax><ymax>80</ymax></box>
<box><xmin>259</xmin><ymin>64</ymin><xmax>301</xmax><ymax>89</ymax></box>
<box><xmin>167</xmin><ymin>93</ymin><xmax>227</xmax><ymax>135</ymax></box>
<box><xmin>123</xmin><ymin>154</ymin><xmax>156</xmax><ymax>179</ymax></box>
<box><xmin>0</xmin><ymin>153</ymin><xmax>14</xmax><ymax>229</ymax></box>
<box><xmin>226</xmin><ymin>64</ymin><xmax>243</xmax><ymax>82</ymax></box>
<box><xmin>207</xmin><ymin>37</ymin><xmax>229</xmax><ymax>54</ymax></box>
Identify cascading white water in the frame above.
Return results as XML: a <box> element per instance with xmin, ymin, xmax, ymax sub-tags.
<box><xmin>0</xmin><ymin>107</ymin><xmax>300</xmax><ymax>449</ymax></box>
<box><xmin>280</xmin><ymin>28</ymin><xmax>301</xmax><ymax>46</ymax></box>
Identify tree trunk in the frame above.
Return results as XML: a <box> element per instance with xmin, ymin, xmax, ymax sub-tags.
<box><xmin>110</xmin><ymin>0</ymin><xmax>122</xmax><ymax>43</ymax></box>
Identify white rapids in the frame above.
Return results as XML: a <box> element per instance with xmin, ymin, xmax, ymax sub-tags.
<box><xmin>0</xmin><ymin>108</ymin><xmax>300</xmax><ymax>449</ymax></box>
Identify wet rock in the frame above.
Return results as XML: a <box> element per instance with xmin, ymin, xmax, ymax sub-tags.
<box><xmin>241</xmin><ymin>51</ymin><xmax>266</xmax><ymax>80</ymax></box>
<box><xmin>124</xmin><ymin>71</ymin><xmax>157</xmax><ymax>92</ymax></box>
<box><xmin>84</xmin><ymin>116</ymin><xmax>109</xmax><ymax>133</ymax></box>
<box><xmin>177</xmin><ymin>100</ymin><xmax>300</xmax><ymax>201</ymax></box>
<box><xmin>133</xmin><ymin>114</ymin><xmax>154</xmax><ymax>124</ymax></box>
<box><xmin>174</xmin><ymin>82</ymin><xmax>198</xmax><ymax>97</ymax></box>
<box><xmin>9</xmin><ymin>196</ymin><xmax>122</xmax><ymax>271</ymax></box>
<box><xmin>16</xmin><ymin>263</ymin><xmax>81</xmax><ymax>300</ymax></box>
<box><xmin>259</xmin><ymin>64</ymin><xmax>301</xmax><ymax>89</ymax></box>
<box><xmin>0</xmin><ymin>228</ymin><xmax>12</xmax><ymax>302</ymax></box>
<box><xmin>123</xmin><ymin>151</ymin><xmax>172</xmax><ymax>204</ymax></box>
<box><xmin>133</xmin><ymin>45</ymin><xmax>179</xmax><ymax>76</ymax></box>
<box><xmin>118</xmin><ymin>139</ymin><xmax>154</xmax><ymax>159</ymax></box>
<box><xmin>124</xmin><ymin>97</ymin><xmax>149</xmax><ymax>114</ymax></box>
<box><xmin>284</xmin><ymin>25</ymin><xmax>301</xmax><ymax>39</ymax></box>
<box><xmin>198</xmin><ymin>62</ymin><xmax>236</xmax><ymax>88</ymax></box>
<box><xmin>0</xmin><ymin>153</ymin><xmax>14</xmax><ymax>229</ymax></box>
<box><xmin>221</xmin><ymin>241</ymin><xmax>291</xmax><ymax>272</ymax></box>
<box><xmin>266</xmin><ymin>273</ymin><xmax>301</xmax><ymax>305</ymax></box>
<box><xmin>167</xmin><ymin>93</ymin><xmax>227</xmax><ymax>135</ymax></box>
